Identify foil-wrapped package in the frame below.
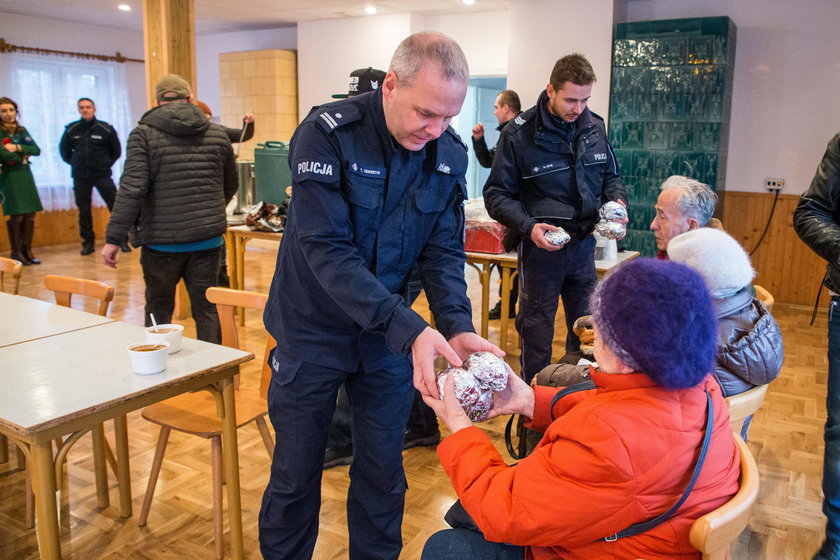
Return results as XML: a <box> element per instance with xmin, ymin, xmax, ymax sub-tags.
<box><xmin>595</xmin><ymin>220</ymin><xmax>626</xmax><ymax>240</ymax></box>
<box><xmin>463</xmin><ymin>351</ymin><xmax>508</xmax><ymax>391</ymax></box>
<box><xmin>544</xmin><ymin>228</ymin><xmax>571</xmax><ymax>246</ymax></box>
<box><xmin>599</xmin><ymin>201</ymin><xmax>627</xmax><ymax>222</ymax></box>
<box><xmin>435</xmin><ymin>352</ymin><xmax>509</xmax><ymax>422</ymax></box>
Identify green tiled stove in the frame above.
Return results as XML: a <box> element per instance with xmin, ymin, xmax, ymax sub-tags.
<box><xmin>609</xmin><ymin>17</ymin><xmax>736</xmax><ymax>256</ymax></box>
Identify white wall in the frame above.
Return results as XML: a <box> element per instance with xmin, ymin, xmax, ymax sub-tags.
<box><xmin>425</xmin><ymin>11</ymin><xmax>509</xmax><ymax>77</ymax></box>
<box><xmin>195</xmin><ymin>26</ymin><xmax>298</xmax><ymax>121</ymax></box>
<box><xmin>625</xmin><ymin>0</ymin><xmax>840</xmax><ymax>194</ymax></box>
<box><xmin>296</xmin><ymin>14</ymin><xmax>415</xmax><ymax>116</ymax></box>
<box><xmin>507</xmin><ymin>0</ymin><xmax>618</xmax><ymax>114</ymax></box>
<box><xmin>0</xmin><ymin>12</ymin><xmax>146</xmax><ymax>124</ymax></box>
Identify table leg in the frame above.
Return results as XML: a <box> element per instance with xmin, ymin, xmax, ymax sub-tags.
<box><xmin>219</xmin><ymin>377</ymin><xmax>244</xmax><ymax>560</ymax></box>
<box><xmin>0</xmin><ymin>433</ymin><xmax>7</xmax><ymax>463</ymax></box>
<box><xmin>113</xmin><ymin>415</ymin><xmax>132</xmax><ymax>518</ymax></box>
<box><xmin>31</xmin><ymin>440</ymin><xmax>61</xmax><ymax>560</ymax></box>
<box><xmin>500</xmin><ymin>267</ymin><xmax>512</xmax><ymax>352</ymax></box>
<box><xmin>91</xmin><ymin>424</ymin><xmax>110</xmax><ymax>509</ymax></box>
<box><xmin>225</xmin><ymin>230</ymin><xmax>236</xmax><ymax>290</ymax></box>
<box><xmin>236</xmin><ymin>236</ymin><xmax>248</xmax><ymax>327</ymax></box>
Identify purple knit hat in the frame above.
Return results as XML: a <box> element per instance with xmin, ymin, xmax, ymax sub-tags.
<box><xmin>590</xmin><ymin>258</ymin><xmax>717</xmax><ymax>388</ymax></box>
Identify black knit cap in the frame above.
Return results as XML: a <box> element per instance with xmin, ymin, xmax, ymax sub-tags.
<box><xmin>590</xmin><ymin>258</ymin><xmax>718</xmax><ymax>388</ymax></box>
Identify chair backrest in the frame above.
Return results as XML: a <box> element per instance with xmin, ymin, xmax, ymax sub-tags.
<box><xmin>725</xmin><ymin>384</ymin><xmax>768</xmax><ymax>435</ymax></box>
<box><xmin>43</xmin><ymin>274</ymin><xmax>115</xmax><ymax>316</ymax></box>
<box><xmin>206</xmin><ymin>287</ymin><xmax>275</xmax><ymax>395</ymax></box>
<box><xmin>753</xmin><ymin>285</ymin><xmax>774</xmax><ymax>313</ymax></box>
<box><xmin>689</xmin><ymin>434</ymin><xmax>760</xmax><ymax>560</ymax></box>
<box><xmin>0</xmin><ymin>256</ymin><xmax>22</xmax><ymax>294</ymax></box>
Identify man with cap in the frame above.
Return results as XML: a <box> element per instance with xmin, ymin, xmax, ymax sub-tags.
<box><xmin>259</xmin><ymin>32</ymin><xmax>502</xmax><ymax>560</ymax></box>
<box><xmin>421</xmin><ymin>258</ymin><xmax>740</xmax><ymax>559</ymax></box>
<box><xmin>101</xmin><ymin>74</ymin><xmax>237</xmax><ymax>343</ymax></box>
<box><xmin>59</xmin><ymin>97</ymin><xmax>128</xmax><ymax>255</ymax></box>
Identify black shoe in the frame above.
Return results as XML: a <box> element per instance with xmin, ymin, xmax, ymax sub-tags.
<box><xmin>488</xmin><ymin>301</ymin><xmax>516</xmax><ymax>320</ymax></box>
<box><xmin>488</xmin><ymin>301</ymin><xmax>502</xmax><ymax>320</ymax></box>
<box><xmin>814</xmin><ymin>539</ymin><xmax>840</xmax><ymax>560</ymax></box>
<box><xmin>323</xmin><ymin>447</ymin><xmax>353</xmax><ymax>470</ymax></box>
<box><xmin>120</xmin><ymin>242</ymin><xmax>132</xmax><ymax>253</ymax></box>
<box><xmin>403</xmin><ymin>429</ymin><xmax>440</xmax><ymax>450</ymax></box>
<box><xmin>80</xmin><ymin>243</ymin><xmax>95</xmax><ymax>256</ymax></box>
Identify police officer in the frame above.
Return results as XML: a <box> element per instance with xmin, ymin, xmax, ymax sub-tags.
<box><xmin>484</xmin><ymin>53</ymin><xmax>627</xmax><ymax>383</ymax></box>
<box><xmin>259</xmin><ymin>32</ymin><xmax>502</xmax><ymax>560</ymax></box>
<box><xmin>59</xmin><ymin>97</ymin><xmax>128</xmax><ymax>255</ymax></box>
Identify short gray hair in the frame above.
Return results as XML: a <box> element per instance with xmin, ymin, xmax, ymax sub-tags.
<box><xmin>388</xmin><ymin>31</ymin><xmax>469</xmax><ymax>87</ymax></box>
<box><xmin>661</xmin><ymin>175</ymin><xmax>718</xmax><ymax>226</ymax></box>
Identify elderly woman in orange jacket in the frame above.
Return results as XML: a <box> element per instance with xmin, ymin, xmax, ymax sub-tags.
<box><xmin>422</xmin><ymin>259</ymin><xmax>741</xmax><ymax>560</ymax></box>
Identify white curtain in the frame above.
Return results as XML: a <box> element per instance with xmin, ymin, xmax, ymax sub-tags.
<box><xmin>0</xmin><ymin>52</ymin><xmax>132</xmax><ymax>210</ymax></box>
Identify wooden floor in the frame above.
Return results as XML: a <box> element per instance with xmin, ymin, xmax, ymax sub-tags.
<box><xmin>0</xmin><ymin>241</ymin><xmax>830</xmax><ymax>559</ymax></box>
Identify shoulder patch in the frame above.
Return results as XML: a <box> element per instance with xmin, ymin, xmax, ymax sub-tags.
<box><xmin>444</xmin><ymin>126</ymin><xmax>468</xmax><ymax>152</ymax></box>
<box><xmin>506</xmin><ymin>108</ymin><xmax>533</xmax><ymax>135</ymax></box>
<box><xmin>314</xmin><ymin>102</ymin><xmax>362</xmax><ymax>133</ymax></box>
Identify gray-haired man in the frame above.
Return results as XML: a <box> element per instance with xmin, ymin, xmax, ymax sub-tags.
<box><xmin>650</xmin><ymin>174</ymin><xmax>720</xmax><ymax>259</ymax></box>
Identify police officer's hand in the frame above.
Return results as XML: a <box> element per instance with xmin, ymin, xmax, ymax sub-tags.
<box><xmin>472</xmin><ymin>122</ymin><xmax>484</xmax><ymax>140</ymax></box>
<box><xmin>531</xmin><ymin>223</ymin><xmax>567</xmax><ymax>251</ymax></box>
<box><xmin>101</xmin><ymin>243</ymin><xmax>120</xmax><ymax>268</ymax></box>
<box><xmin>421</xmin><ymin>374</ymin><xmax>473</xmax><ymax>434</ymax></box>
<box><xmin>412</xmin><ymin>327</ymin><xmax>463</xmax><ymax>399</ymax></box>
<box><xmin>447</xmin><ymin>332</ymin><xmax>504</xmax><ymax>364</ymax></box>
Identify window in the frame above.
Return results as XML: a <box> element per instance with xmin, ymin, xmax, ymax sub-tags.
<box><xmin>1</xmin><ymin>53</ymin><xmax>132</xmax><ymax>210</ymax></box>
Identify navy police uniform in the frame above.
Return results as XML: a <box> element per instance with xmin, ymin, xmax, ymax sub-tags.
<box><xmin>259</xmin><ymin>88</ymin><xmax>474</xmax><ymax>560</ymax></box>
<box><xmin>59</xmin><ymin>118</ymin><xmax>121</xmax><ymax>246</ymax></box>
<box><xmin>484</xmin><ymin>89</ymin><xmax>626</xmax><ymax>383</ymax></box>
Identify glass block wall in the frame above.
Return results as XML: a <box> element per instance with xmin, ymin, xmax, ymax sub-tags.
<box><xmin>609</xmin><ymin>17</ymin><xmax>736</xmax><ymax>256</ymax></box>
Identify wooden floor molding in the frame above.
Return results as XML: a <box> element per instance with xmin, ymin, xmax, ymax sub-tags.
<box><xmin>0</xmin><ymin>242</ymin><xmax>830</xmax><ymax>559</ymax></box>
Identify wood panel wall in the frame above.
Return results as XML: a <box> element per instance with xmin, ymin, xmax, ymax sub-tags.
<box><xmin>0</xmin><ymin>207</ymin><xmax>110</xmax><ymax>251</ymax></box>
<box><xmin>721</xmin><ymin>191</ymin><xmax>826</xmax><ymax>307</ymax></box>
<box><xmin>0</xmin><ymin>192</ymin><xmax>828</xmax><ymax>307</ymax></box>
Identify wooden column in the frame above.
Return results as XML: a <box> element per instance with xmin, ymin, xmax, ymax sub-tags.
<box><xmin>142</xmin><ymin>0</ymin><xmax>197</xmax><ymax>108</ymax></box>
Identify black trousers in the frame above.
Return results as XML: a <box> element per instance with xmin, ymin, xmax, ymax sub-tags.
<box><xmin>73</xmin><ymin>176</ymin><xmax>117</xmax><ymax>244</ymax></box>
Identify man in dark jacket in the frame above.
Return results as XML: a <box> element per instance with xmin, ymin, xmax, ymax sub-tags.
<box><xmin>794</xmin><ymin>130</ymin><xmax>840</xmax><ymax>560</ymax></box>
<box><xmin>100</xmin><ymin>74</ymin><xmax>237</xmax><ymax>343</ymax></box>
<box><xmin>472</xmin><ymin>89</ymin><xmax>522</xmax><ymax>320</ymax></box>
<box><xmin>483</xmin><ymin>53</ymin><xmax>626</xmax><ymax>383</ymax></box>
<box><xmin>258</xmin><ymin>32</ymin><xmax>501</xmax><ymax>560</ymax></box>
<box><xmin>59</xmin><ymin>98</ymin><xmax>128</xmax><ymax>255</ymax></box>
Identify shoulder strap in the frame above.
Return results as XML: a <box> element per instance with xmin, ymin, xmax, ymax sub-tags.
<box><xmin>602</xmin><ymin>389</ymin><xmax>714</xmax><ymax>542</ymax></box>
<box><xmin>549</xmin><ymin>379</ymin><xmax>596</xmax><ymax>421</ymax></box>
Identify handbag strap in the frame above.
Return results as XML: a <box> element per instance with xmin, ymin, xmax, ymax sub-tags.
<box><xmin>549</xmin><ymin>379</ymin><xmax>596</xmax><ymax>421</ymax></box>
<box><xmin>602</xmin><ymin>389</ymin><xmax>714</xmax><ymax>542</ymax></box>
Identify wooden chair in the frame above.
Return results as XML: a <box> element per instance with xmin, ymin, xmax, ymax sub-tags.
<box><xmin>22</xmin><ymin>275</ymin><xmax>119</xmax><ymax>528</ymax></box>
<box><xmin>44</xmin><ymin>274</ymin><xmax>115</xmax><ymax>316</ymax></box>
<box><xmin>138</xmin><ymin>287</ymin><xmax>275</xmax><ymax>560</ymax></box>
<box><xmin>725</xmin><ymin>384</ymin><xmax>769</xmax><ymax>436</ymax></box>
<box><xmin>689</xmin><ymin>434</ymin><xmax>760</xmax><ymax>559</ymax></box>
<box><xmin>753</xmin><ymin>284</ymin><xmax>774</xmax><ymax>312</ymax></box>
<box><xmin>0</xmin><ymin>256</ymin><xmax>22</xmax><ymax>294</ymax></box>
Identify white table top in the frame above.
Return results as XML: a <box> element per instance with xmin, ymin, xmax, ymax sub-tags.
<box><xmin>0</xmin><ymin>320</ymin><xmax>252</xmax><ymax>435</ymax></box>
<box><xmin>0</xmin><ymin>293</ymin><xmax>114</xmax><ymax>348</ymax></box>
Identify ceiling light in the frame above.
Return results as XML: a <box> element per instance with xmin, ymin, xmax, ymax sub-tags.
<box><xmin>118</xmin><ymin>4</ymin><xmax>131</xmax><ymax>11</ymax></box>
<box><xmin>364</xmin><ymin>5</ymin><xmax>377</xmax><ymax>15</ymax></box>
<box><xmin>463</xmin><ymin>0</ymin><xmax>475</xmax><ymax>5</ymax></box>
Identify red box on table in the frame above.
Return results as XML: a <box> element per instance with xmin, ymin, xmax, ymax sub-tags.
<box><xmin>465</xmin><ymin>220</ymin><xmax>506</xmax><ymax>254</ymax></box>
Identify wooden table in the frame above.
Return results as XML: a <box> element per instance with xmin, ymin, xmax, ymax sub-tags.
<box><xmin>0</xmin><ymin>292</ymin><xmax>113</xmax><ymax>348</ymax></box>
<box><xmin>0</xmin><ymin>320</ymin><xmax>253</xmax><ymax>560</ymax></box>
<box><xmin>466</xmin><ymin>250</ymin><xmax>640</xmax><ymax>351</ymax></box>
<box><xmin>226</xmin><ymin>225</ymin><xmax>282</xmax><ymax>294</ymax></box>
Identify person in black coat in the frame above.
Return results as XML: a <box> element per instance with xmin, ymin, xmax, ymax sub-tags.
<box><xmin>59</xmin><ymin>98</ymin><xmax>128</xmax><ymax>255</ymax></box>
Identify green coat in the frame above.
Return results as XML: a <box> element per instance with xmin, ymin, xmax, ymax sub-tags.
<box><xmin>0</xmin><ymin>125</ymin><xmax>43</xmax><ymax>215</ymax></box>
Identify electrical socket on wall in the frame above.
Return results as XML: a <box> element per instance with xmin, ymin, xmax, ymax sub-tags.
<box><xmin>765</xmin><ymin>177</ymin><xmax>785</xmax><ymax>192</ymax></box>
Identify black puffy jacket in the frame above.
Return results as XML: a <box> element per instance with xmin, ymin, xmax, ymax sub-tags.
<box><xmin>794</xmin><ymin>131</ymin><xmax>840</xmax><ymax>292</ymax></box>
<box><xmin>105</xmin><ymin>102</ymin><xmax>237</xmax><ymax>246</ymax></box>
<box><xmin>59</xmin><ymin>118</ymin><xmax>121</xmax><ymax>178</ymax></box>
<box><xmin>713</xmin><ymin>288</ymin><xmax>784</xmax><ymax>397</ymax></box>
